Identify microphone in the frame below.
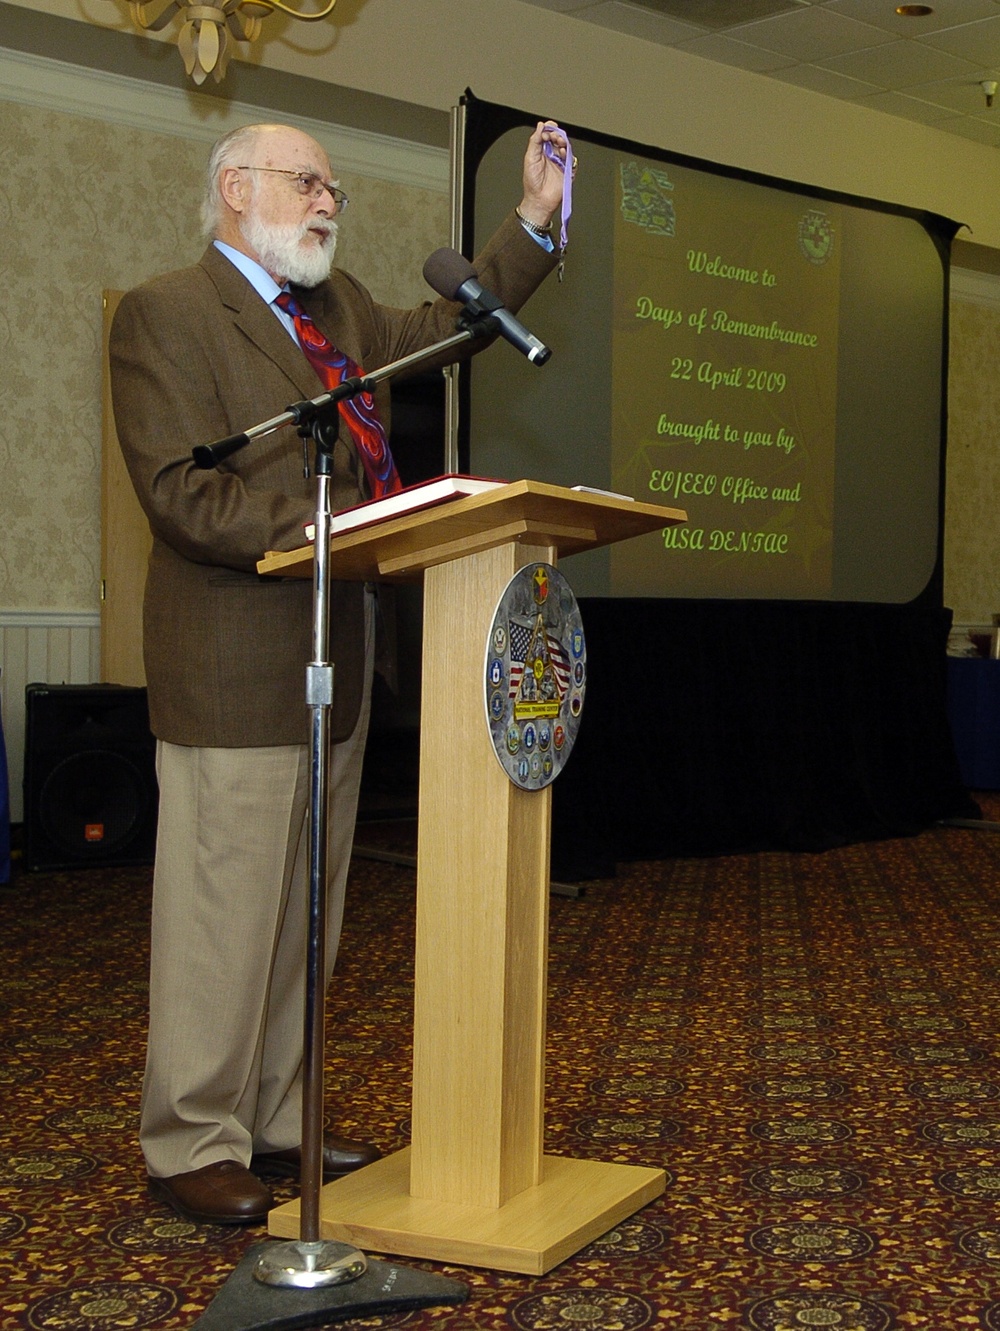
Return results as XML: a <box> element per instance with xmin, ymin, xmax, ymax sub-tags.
<box><xmin>422</xmin><ymin>248</ymin><xmax>552</xmax><ymax>366</ymax></box>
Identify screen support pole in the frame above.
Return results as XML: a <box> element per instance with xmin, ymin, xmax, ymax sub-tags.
<box><xmin>442</xmin><ymin>100</ymin><xmax>466</xmax><ymax>476</ymax></box>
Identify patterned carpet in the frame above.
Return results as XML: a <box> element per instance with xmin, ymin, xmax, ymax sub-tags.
<box><xmin>4</xmin><ymin>803</ymin><xmax>1000</xmax><ymax>1330</ymax></box>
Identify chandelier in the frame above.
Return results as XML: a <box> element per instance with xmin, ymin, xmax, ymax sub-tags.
<box><xmin>128</xmin><ymin>0</ymin><xmax>337</xmax><ymax>85</ymax></box>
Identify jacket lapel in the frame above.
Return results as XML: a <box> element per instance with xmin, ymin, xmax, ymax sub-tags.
<box><xmin>198</xmin><ymin>245</ymin><xmax>324</xmax><ymax>403</ymax></box>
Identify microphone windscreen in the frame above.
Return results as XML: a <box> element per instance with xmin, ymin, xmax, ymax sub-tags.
<box><xmin>422</xmin><ymin>247</ymin><xmax>476</xmax><ymax>300</ymax></box>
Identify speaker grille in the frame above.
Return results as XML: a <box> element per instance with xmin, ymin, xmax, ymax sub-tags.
<box><xmin>38</xmin><ymin>749</ymin><xmax>152</xmax><ymax>859</ymax></box>
<box><xmin>24</xmin><ymin>684</ymin><xmax>158</xmax><ymax>872</ymax></box>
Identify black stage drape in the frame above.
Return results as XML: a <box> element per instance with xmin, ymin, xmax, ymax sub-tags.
<box><xmin>452</xmin><ymin>93</ymin><xmax>972</xmax><ymax>879</ymax></box>
<box><xmin>550</xmin><ymin>597</ymin><xmax>978</xmax><ymax>878</ymax></box>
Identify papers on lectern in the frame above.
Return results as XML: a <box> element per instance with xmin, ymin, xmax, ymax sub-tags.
<box><xmin>305</xmin><ymin>475</ymin><xmax>505</xmax><ymax>541</ymax></box>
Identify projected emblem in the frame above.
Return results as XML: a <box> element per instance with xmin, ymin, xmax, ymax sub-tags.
<box><xmin>484</xmin><ymin>563</ymin><xmax>586</xmax><ymax>791</ymax></box>
<box><xmin>798</xmin><ymin>209</ymin><xmax>834</xmax><ymax>265</ymax></box>
<box><xmin>620</xmin><ymin>160</ymin><xmax>676</xmax><ymax>237</ymax></box>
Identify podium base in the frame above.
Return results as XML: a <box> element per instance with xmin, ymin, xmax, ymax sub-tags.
<box><xmin>267</xmin><ymin>1148</ymin><xmax>666</xmax><ymax>1276</ymax></box>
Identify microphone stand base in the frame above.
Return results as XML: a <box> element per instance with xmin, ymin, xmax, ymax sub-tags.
<box><xmin>254</xmin><ymin>1239</ymin><xmax>367</xmax><ymax>1288</ymax></box>
<box><xmin>189</xmin><ymin>1241</ymin><xmax>468</xmax><ymax>1331</ymax></box>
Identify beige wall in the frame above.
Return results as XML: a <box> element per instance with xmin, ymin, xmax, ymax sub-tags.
<box><xmin>2</xmin><ymin>3</ymin><xmax>1000</xmax><ymax>629</ymax></box>
<box><xmin>946</xmin><ymin>281</ymin><xmax>1000</xmax><ymax>626</ymax></box>
<box><xmin>0</xmin><ymin>57</ymin><xmax>449</xmax><ymax>616</ymax></box>
<box><xmin>10</xmin><ymin>0</ymin><xmax>1000</xmax><ymax>249</ymax></box>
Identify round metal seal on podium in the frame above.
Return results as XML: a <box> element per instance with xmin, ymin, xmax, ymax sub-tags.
<box><xmin>484</xmin><ymin>562</ymin><xmax>586</xmax><ymax>790</ymax></box>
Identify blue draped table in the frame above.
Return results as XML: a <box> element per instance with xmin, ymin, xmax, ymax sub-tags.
<box><xmin>946</xmin><ymin>656</ymin><xmax>1000</xmax><ymax>791</ymax></box>
<box><xmin>0</xmin><ymin>690</ymin><xmax>9</xmax><ymax>883</ymax></box>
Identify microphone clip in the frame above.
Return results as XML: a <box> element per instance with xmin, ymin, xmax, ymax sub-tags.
<box><xmin>455</xmin><ymin>287</ymin><xmax>504</xmax><ymax>340</ymax></box>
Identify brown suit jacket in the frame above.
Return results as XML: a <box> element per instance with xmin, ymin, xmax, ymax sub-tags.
<box><xmin>110</xmin><ymin>214</ymin><xmax>557</xmax><ymax>746</ymax></box>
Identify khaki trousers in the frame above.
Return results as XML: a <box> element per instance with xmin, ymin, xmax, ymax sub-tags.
<box><xmin>140</xmin><ymin>607</ymin><xmax>374</xmax><ymax>1178</ymax></box>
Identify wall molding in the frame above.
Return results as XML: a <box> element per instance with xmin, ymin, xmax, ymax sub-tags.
<box><xmin>0</xmin><ymin>45</ymin><xmax>449</xmax><ymax>193</ymax></box>
<box><xmin>951</xmin><ymin>267</ymin><xmax>1000</xmax><ymax>311</ymax></box>
<box><xmin>0</xmin><ymin>609</ymin><xmax>100</xmax><ymax>630</ymax></box>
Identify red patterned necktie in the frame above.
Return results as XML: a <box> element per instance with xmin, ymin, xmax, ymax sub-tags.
<box><xmin>275</xmin><ymin>290</ymin><xmax>401</xmax><ymax>499</ymax></box>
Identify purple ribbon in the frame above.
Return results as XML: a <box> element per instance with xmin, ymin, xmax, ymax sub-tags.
<box><xmin>542</xmin><ymin>125</ymin><xmax>573</xmax><ymax>254</ymax></box>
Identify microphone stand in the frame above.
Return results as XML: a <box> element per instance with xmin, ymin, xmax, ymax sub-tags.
<box><xmin>191</xmin><ymin>320</ymin><xmax>494</xmax><ymax>1296</ymax></box>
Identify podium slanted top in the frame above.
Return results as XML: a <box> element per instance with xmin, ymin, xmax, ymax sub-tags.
<box><xmin>257</xmin><ymin>478</ymin><xmax>686</xmax><ymax>583</ymax></box>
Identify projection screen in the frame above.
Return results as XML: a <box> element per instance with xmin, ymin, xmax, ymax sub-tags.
<box><xmin>461</xmin><ymin>97</ymin><xmax>957</xmax><ymax>604</ymax></box>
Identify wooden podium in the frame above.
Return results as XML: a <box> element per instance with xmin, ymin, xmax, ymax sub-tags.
<box><xmin>259</xmin><ymin>480</ymin><xmax>685</xmax><ymax>1275</ymax></box>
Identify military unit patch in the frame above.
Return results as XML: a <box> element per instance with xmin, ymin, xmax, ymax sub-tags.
<box><xmin>484</xmin><ymin>563</ymin><xmax>586</xmax><ymax>790</ymax></box>
<box><xmin>798</xmin><ymin>208</ymin><xmax>834</xmax><ymax>265</ymax></box>
<box><xmin>620</xmin><ymin>160</ymin><xmax>677</xmax><ymax>237</ymax></box>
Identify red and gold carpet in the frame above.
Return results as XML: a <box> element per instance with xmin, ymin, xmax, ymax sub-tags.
<box><xmin>4</xmin><ymin>804</ymin><xmax>1000</xmax><ymax>1329</ymax></box>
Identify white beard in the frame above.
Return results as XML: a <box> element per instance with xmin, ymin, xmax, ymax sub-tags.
<box><xmin>240</xmin><ymin>210</ymin><xmax>338</xmax><ymax>288</ymax></box>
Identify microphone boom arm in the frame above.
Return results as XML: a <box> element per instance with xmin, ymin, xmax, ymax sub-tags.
<box><xmin>191</xmin><ymin>326</ymin><xmax>478</xmax><ymax>469</ymax></box>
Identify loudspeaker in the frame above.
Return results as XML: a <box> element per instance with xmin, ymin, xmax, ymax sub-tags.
<box><xmin>23</xmin><ymin>684</ymin><xmax>158</xmax><ymax>872</ymax></box>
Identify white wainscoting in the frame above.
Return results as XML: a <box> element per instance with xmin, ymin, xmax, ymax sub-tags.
<box><xmin>0</xmin><ymin>611</ymin><xmax>101</xmax><ymax>825</ymax></box>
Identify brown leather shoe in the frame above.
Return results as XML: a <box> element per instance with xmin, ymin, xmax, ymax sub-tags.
<box><xmin>251</xmin><ymin>1134</ymin><xmax>381</xmax><ymax>1182</ymax></box>
<box><xmin>147</xmin><ymin>1160</ymin><xmax>272</xmax><ymax>1224</ymax></box>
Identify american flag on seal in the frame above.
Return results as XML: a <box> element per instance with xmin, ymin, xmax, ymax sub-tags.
<box><xmin>508</xmin><ymin>616</ymin><xmax>572</xmax><ymax>702</ymax></box>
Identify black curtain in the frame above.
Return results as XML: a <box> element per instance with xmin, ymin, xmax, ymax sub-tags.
<box><xmin>455</xmin><ymin>92</ymin><xmax>974</xmax><ymax>878</ymax></box>
<box><xmin>551</xmin><ymin>597</ymin><xmax>977</xmax><ymax>878</ymax></box>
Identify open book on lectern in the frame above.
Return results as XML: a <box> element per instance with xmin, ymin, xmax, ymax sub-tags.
<box><xmin>304</xmin><ymin>475</ymin><xmax>637</xmax><ymax>542</ymax></box>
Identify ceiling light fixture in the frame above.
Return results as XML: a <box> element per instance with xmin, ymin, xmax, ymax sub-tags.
<box><xmin>895</xmin><ymin>5</ymin><xmax>933</xmax><ymax>15</ymax></box>
<box><xmin>128</xmin><ymin>0</ymin><xmax>336</xmax><ymax>85</ymax></box>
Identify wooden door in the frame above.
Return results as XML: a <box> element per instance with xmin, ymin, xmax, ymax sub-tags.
<box><xmin>101</xmin><ymin>290</ymin><xmax>150</xmax><ymax>686</ymax></box>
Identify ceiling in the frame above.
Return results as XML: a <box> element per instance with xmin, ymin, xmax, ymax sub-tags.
<box><xmin>519</xmin><ymin>0</ymin><xmax>1000</xmax><ymax>147</ymax></box>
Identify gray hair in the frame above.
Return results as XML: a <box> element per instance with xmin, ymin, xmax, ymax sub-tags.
<box><xmin>200</xmin><ymin>124</ymin><xmax>270</xmax><ymax>238</ymax></box>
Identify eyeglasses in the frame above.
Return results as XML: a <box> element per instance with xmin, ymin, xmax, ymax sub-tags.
<box><xmin>238</xmin><ymin>166</ymin><xmax>349</xmax><ymax>214</ymax></box>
